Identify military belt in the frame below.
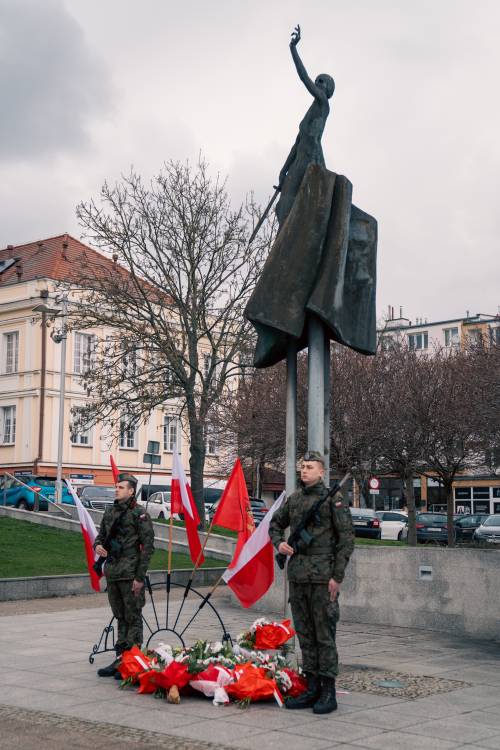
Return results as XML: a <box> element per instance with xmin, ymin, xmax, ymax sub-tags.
<box><xmin>297</xmin><ymin>546</ymin><xmax>333</xmax><ymax>556</ymax></box>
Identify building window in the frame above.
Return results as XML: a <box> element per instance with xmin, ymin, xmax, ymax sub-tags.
<box><xmin>119</xmin><ymin>416</ymin><xmax>137</xmax><ymax>449</ymax></box>
<box><xmin>163</xmin><ymin>417</ymin><xmax>181</xmax><ymax>452</ymax></box>
<box><xmin>3</xmin><ymin>332</ymin><xmax>19</xmax><ymax>374</ymax></box>
<box><xmin>205</xmin><ymin>422</ymin><xmax>218</xmax><ymax>456</ymax></box>
<box><xmin>408</xmin><ymin>331</ymin><xmax>428</xmax><ymax>350</ymax></box>
<box><xmin>467</xmin><ymin>329</ymin><xmax>483</xmax><ymax>346</ymax></box>
<box><xmin>70</xmin><ymin>408</ymin><xmax>91</xmax><ymax>446</ymax></box>
<box><xmin>444</xmin><ymin>327</ymin><xmax>459</xmax><ymax>347</ymax></box>
<box><xmin>121</xmin><ymin>342</ymin><xmax>137</xmax><ymax>378</ymax></box>
<box><xmin>490</xmin><ymin>327</ymin><xmax>500</xmax><ymax>346</ymax></box>
<box><xmin>0</xmin><ymin>405</ymin><xmax>16</xmax><ymax>444</ymax></box>
<box><xmin>74</xmin><ymin>333</ymin><xmax>95</xmax><ymax>374</ymax></box>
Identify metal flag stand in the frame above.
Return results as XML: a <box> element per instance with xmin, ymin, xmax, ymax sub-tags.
<box><xmin>89</xmin><ymin>573</ymin><xmax>232</xmax><ymax>664</ymax></box>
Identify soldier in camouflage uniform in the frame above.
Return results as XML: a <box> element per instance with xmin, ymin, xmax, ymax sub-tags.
<box><xmin>94</xmin><ymin>473</ymin><xmax>155</xmax><ymax>677</ymax></box>
<box><xmin>269</xmin><ymin>451</ymin><xmax>354</xmax><ymax>713</ymax></box>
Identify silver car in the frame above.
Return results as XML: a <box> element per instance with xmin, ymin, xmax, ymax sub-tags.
<box><xmin>473</xmin><ymin>514</ymin><xmax>500</xmax><ymax>544</ymax></box>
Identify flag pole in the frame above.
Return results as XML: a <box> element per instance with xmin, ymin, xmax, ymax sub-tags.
<box><xmin>166</xmin><ymin>508</ymin><xmax>174</xmax><ymax>627</ymax></box>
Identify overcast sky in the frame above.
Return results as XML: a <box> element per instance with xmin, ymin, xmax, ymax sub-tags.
<box><xmin>0</xmin><ymin>0</ymin><xmax>499</xmax><ymax>323</ymax></box>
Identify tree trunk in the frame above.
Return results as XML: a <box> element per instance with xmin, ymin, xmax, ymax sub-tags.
<box><xmin>405</xmin><ymin>472</ymin><xmax>417</xmax><ymax>547</ymax></box>
<box><xmin>446</xmin><ymin>481</ymin><xmax>455</xmax><ymax>547</ymax></box>
<box><xmin>187</xmin><ymin>410</ymin><xmax>206</xmax><ymax>529</ymax></box>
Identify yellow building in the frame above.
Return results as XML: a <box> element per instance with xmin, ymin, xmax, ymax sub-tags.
<box><xmin>0</xmin><ymin>234</ymin><xmax>225</xmax><ymax>494</ymax></box>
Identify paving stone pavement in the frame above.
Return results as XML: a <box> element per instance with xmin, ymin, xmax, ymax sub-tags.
<box><xmin>1</xmin><ymin>590</ymin><xmax>500</xmax><ymax>750</ymax></box>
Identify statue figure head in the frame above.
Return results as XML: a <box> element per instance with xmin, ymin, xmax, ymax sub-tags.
<box><xmin>315</xmin><ymin>74</ymin><xmax>335</xmax><ymax>98</ymax></box>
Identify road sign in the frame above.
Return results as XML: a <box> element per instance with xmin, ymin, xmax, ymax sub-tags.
<box><xmin>143</xmin><ymin>453</ymin><xmax>161</xmax><ymax>465</ymax></box>
<box><xmin>147</xmin><ymin>440</ymin><xmax>160</xmax><ymax>455</ymax></box>
<box><xmin>368</xmin><ymin>476</ymin><xmax>380</xmax><ymax>490</ymax></box>
<box><xmin>369</xmin><ymin>489</ymin><xmax>380</xmax><ymax>495</ymax></box>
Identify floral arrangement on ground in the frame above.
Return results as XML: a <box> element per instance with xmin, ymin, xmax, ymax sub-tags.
<box><xmin>116</xmin><ymin>618</ymin><xmax>306</xmax><ymax>707</ymax></box>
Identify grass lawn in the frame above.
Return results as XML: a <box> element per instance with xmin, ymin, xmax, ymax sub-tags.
<box><xmin>0</xmin><ymin>517</ymin><xmax>223</xmax><ymax>578</ymax></box>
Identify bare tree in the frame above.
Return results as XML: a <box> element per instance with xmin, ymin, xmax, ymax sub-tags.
<box><xmin>423</xmin><ymin>345</ymin><xmax>500</xmax><ymax>545</ymax></box>
<box><xmin>67</xmin><ymin>158</ymin><xmax>274</xmax><ymax>518</ymax></box>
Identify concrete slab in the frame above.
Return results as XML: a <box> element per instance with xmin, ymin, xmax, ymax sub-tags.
<box><xmin>2</xmin><ymin>594</ymin><xmax>500</xmax><ymax>750</ymax></box>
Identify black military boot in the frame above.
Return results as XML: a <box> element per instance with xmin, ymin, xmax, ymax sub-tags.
<box><xmin>97</xmin><ymin>658</ymin><xmax>120</xmax><ymax>678</ymax></box>
<box><xmin>313</xmin><ymin>677</ymin><xmax>338</xmax><ymax>714</ymax></box>
<box><xmin>97</xmin><ymin>644</ymin><xmax>123</xmax><ymax>678</ymax></box>
<box><xmin>285</xmin><ymin>673</ymin><xmax>321</xmax><ymax>709</ymax></box>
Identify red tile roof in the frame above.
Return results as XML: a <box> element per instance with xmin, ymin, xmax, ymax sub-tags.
<box><xmin>0</xmin><ymin>234</ymin><xmax>121</xmax><ymax>286</ymax></box>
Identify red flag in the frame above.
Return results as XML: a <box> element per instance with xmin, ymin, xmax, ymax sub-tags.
<box><xmin>223</xmin><ymin>492</ymin><xmax>285</xmax><ymax>608</ymax></box>
<box><xmin>66</xmin><ymin>479</ymin><xmax>103</xmax><ymax>592</ymax></box>
<box><xmin>212</xmin><ymin>459</ymin><xmax>255</xmax><ymax>568</ymax></box>
<box><xmin>110</xmin><ymin>455</ymin><xmax>119</xmax><ymax>483</ymax></box>
<box><xmin>172</xmin><ymin>451</ymin><xmax>204</xmax><ymax>565</ymax></box>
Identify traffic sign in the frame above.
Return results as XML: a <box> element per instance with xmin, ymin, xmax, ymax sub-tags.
<box><xmin>368</xmin><ymin>476</ymin><xmax>380</xmax><ymax>490</ymax></box>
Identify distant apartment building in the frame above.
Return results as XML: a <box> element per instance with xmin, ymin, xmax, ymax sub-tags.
<box><xmin>0</xmin><ymin>234</ymin><xmax>226</xmax><ymax>496</ymax></box>
<box><xmin>379</xmin><ymin>305</ymin><xmax>500</xmax><ymax>353</ymax></box>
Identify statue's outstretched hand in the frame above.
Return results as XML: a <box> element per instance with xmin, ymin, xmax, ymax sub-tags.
<box><xmin>290</xmin><ymin>24</ymin><xmax>301</xmax><ymax>47</ymax></box>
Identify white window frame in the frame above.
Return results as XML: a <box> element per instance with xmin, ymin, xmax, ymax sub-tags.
<box><xmin>73</xmin><ymin>332</ymin><xmax>95</xmax><ymax>375</ymax></box>
<box><xmin>443</xmin><ymin>327</ymin><xmax>459</xmax><ymax>348</ymax></box>
<box><xmin>3</xmin><ymin>331</ymin><xmax>19</xmax><ymax>374</ymax></box>
<box><xmin>163</xmin><ymin>417</ymin><xmax>181</xmax><ymax>453</ymax></box>
<box><xmin>119</xmin><ymin>416</ymin><xmax>137</xmax><ymax>449</ymax></box>
<box><xmin>70</xmin><ymin>407</ymin><xmax>92</xmax><ymax>447</ymax></box>
<box><xmin>205</xmin><ymin>422</ymin><xmax>218</xmax><ymax>456</ymax></box>
<box><xmin>0</xmin><ymin>405</ymin><xmax>16</xmax><ymax>444</ymax></box>
<box><xmin>408</xmin><ymin>331</ymin><xmax>428</xmax><ymax>351</ymax></box>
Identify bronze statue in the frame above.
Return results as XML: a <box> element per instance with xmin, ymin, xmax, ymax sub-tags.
<box><xmin>245</xmin><ymin>25</ymin><xmax>377</xmax><ymax>369</ymax></box>
<box><xmin>276</xmin><ymin>25</ymin><xmax>335</xmax><ymax>228</ymax></box>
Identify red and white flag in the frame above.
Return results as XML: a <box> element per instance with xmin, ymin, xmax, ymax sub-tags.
<box><xmin>66</xmin><ymin>479</ymin><xmax>103</xmax><ymax>592</ymax></box>
<box><xmin>222</xmin><ymin>492</ymin><xmax>286</xmax><ymax>608</ymax></box>
<box><xmin>171</xmin><ymin>451</ymin><xmax>204</xmax><ymax>565</ymax></box>
<box><xmin>211</xmin><ymin>458</ymin><xmax>255</xmax><ymax>568</ymax></box>
<box><xmin>110</xmin><ymin>455</ymin><xmax>119</xmax><ymax>483</ymax></box>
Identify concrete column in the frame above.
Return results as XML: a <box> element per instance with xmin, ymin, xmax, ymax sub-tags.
<box><xmin>285</xmin><ymin>340</ymin><xmax>297</xmax><ymax>496</ymax></box>
<box><xmin>307</xmin><ymin>315</ymin><xmax>325</xmax><ymax>454</ymax></box>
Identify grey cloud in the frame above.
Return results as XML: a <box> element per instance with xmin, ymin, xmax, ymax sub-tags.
<box><xmin>0</xmin><ymin>0</ymin><xmax>113</xmax><ymax>161</ymax></box>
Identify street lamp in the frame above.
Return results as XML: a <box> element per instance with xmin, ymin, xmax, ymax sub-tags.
<box><xmin>33</xmin><ymin>296</ymin><xmax>68</xmax><ymax>504</ymax></box>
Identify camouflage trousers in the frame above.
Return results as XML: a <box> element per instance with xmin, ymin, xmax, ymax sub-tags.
<box><xmin>289</xmin><ymin>581</ymin><xmax>340</xmax><ymax>679</ymax></box>
<box><xmin>107</xmin><ymin>579</ymin><xmax>146</xmax><ymax>652</ymax></box>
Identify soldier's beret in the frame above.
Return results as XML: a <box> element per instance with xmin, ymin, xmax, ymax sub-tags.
<box><xmin>117</xmin><ymin>472</ymin><xmax>138</xmax><ymax>488</ymax></box>
<box><xmin>302</xmin><ymin>451</ymin><xmax>325</xmax><ymax>465</ymax></box>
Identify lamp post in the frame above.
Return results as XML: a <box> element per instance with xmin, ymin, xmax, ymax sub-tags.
<box><xmin>33</xmin><ymin>296</ymin><xmax>68</xmax><ymax>504</ymax></box>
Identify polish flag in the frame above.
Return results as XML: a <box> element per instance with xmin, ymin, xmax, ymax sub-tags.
<box><xmin>171</xmin><ymin>451</ymin><xmax>204</xmax><ymax>565</ymax></box>
<box><xmin>110</xmin><ymin>455</ymin><xmax>119</xmax><ymax>483</ymax></box>
<box><xmin>66</xmin><ymin>479</ymin><xmax>103</xmax><ymax>593</ymax></box>
<box><xmin>222</xmin><ymin>492</ymin><xmax>286</xmax><ymax>608</ymax></box>
<box><xmin>211</xmin><ymin>458</ymin><xmax>255</xmax><ymax>568</ymax></box>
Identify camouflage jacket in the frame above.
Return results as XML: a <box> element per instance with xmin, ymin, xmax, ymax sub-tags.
<box><xmin>269</xmin><ymin>480</ymin><xmax>355</xmax><ymax>583</ymax></box>
<box><xmin>94</xmin><ymin>498</ymin><xmax>155</xmax><ymax>582</ymax></box>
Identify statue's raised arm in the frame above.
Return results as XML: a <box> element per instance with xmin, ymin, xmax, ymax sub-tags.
<box><xmin>289</xmin><ymin>25</ymin><xmax>328</xmax><ymax>102</ymax></box>
<box><xmin>273</xmin><ymin>25</ymin><xmax>335</xmax><ymax>227</ymax></box>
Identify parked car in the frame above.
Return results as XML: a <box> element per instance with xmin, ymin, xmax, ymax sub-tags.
<box><xmin>473</xmin><ymin>515</ymin><xmax>500</xmax><ymax>544</ymax></box>
<box><xmin>400</xmin><ymin>512</ymin><xmax>449</xmax><ymax>544</ymax></box>
<box><xmin>350</xmin><ymin>507</ymin><xmax>381</xmax><ymax>539</ymax></box>
<box><xmin>76</xmin><ymin>485</ymin><xmax>116</xmax><ymax>511</ymax></box>
<box><xmin>376</xmin><ymin>510</ymin><xmax>408</xmax><ymax>540</ymax></box>
<box><xmin>138</xmin><ymin>491</ymin><xmax>173</xmax><ymax>520</ymax></box>
<box><xmin>0</xmin><ymin>474</ymin><xmax>73</xmax><ymax>510</ymax></box>
<box><xmin>454</xmin><ymin>513</ymin><xmax>490</xmax><ymax>542</ymax></box>
<box><xmin>249</xmin><ymin>497</ymin><xmax>267</xmax><ymax>527</ymax></box>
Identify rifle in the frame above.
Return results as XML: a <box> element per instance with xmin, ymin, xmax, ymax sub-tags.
<box><xmin>93</xmin><ymin>507</ymin><xmax>126</xmax><ymax>576</ymax></box>
<box><xmin>276</xmin><ymin>472</ymin><xmax>351</xmax><ymax>570</ymax></box>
